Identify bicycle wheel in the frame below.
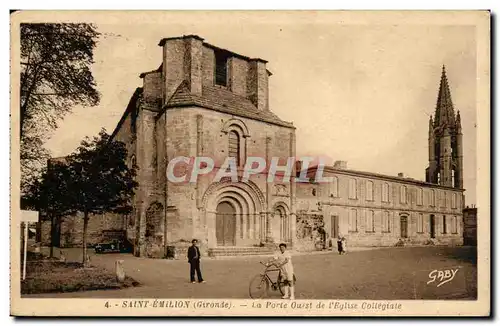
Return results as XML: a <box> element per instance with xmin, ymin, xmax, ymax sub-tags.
<box><xmin>249</xmin><ymin>274</ymin><xmax>269</xmax><ymax>299</ymax></box>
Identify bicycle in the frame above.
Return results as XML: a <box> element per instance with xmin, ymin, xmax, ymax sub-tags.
<box><xmin>249</xmin><ymin>261</ymin><xmax>286</xmax><ymax>299</ymax></box>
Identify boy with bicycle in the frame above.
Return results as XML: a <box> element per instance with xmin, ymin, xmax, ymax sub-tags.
<box><xmin>267</xmin><ymin>243</ymin><xmax>295</xmax><ymax>300</ymax></box>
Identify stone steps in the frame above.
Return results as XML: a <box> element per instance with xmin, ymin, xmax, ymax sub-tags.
<box><xmin>207</xmin><ymin>246</ymin><xmax>275</xmax><ymax>257</ymax></box>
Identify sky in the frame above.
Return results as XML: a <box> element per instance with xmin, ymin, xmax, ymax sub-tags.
<box><xmin>43</xmin><ymin>12</ymin><xmax>478</xmax><ymax>206</ymax></box>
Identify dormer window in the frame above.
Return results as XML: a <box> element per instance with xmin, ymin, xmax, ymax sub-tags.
<box><xmin>214</xmin><ymin>49</ymin><xmax>229</xmax><ymax>87</ymax></box>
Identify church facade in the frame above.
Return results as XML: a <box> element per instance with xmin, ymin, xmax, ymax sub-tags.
<box><xmin>40</xmin><ymin>35</ymin><xmax>465</xmax><ymax>256</ymax></box>
<box><xmin>110</xmin><ymin>35</ymin><xmax>297</xmax><ymax>257</ymax></box>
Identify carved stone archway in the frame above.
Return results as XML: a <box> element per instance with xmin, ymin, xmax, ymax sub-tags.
<box><xmin>202</xmin><ymin>178</ymin><xmax>266</xmax><ymax>247</ymax></box>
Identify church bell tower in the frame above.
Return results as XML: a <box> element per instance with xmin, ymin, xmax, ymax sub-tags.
<box><xmin>426</xmin><ymin>66</ymin><xmax>463</xmax><ymax>189</ymax></box>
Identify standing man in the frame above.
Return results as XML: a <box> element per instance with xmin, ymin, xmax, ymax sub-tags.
<box><xmin>187</xmin><ymin>239</ymin><xmax>205</xmax><ymax>283</ymax></box>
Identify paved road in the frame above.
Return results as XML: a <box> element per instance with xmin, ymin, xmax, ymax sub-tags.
<box><xmin>26</xmin><ymin>246</ymin><xmax>477</xmax><ymax>299</ymax></box>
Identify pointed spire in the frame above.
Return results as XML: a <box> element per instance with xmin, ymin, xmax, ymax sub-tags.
<box><xmin>428</xmin><ymin>115</ymin><xmax>434</xmax><ymax>135</ymax></box>
<box><xmin>434</xmin><ymin>65</ymin><xmax>456</xmax><ymax>129</ymax></box>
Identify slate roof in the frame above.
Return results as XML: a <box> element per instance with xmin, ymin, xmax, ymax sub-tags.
<box><xmin>164</xmin><ymin>80</ymin><xmax>294</xmax><ymax>129</ymax></box>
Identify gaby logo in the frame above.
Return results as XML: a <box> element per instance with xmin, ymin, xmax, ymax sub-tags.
<box><xmin>165</xmin><ymin>156</ymin><xmax>334</xmax><ymax>183</ymax></box>
<box><xmin>427</xmin><ymin>268</ymin><xmax>460</xmax><ymax>287</ymax></box>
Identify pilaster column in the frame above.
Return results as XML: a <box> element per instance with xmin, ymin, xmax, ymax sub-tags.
<box><xmin>266</xmin><ymin>212</ymin><xmax>273</xmax><ymax>243</ymax></box>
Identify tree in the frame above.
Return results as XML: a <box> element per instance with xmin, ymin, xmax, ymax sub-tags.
<box><xmin>65</xmin><ymin>129</ymin><xmax>138</xmax><ymax>266</ymax></box>
<box><xmin>21</xmin><ymin>159</ymin><xmax>75</xmax><ymax>258</ymax></box>
<box><xmin>20</xmin><ymin>23</ymin><xmax>101</xmax><ymax>193</ymax></box>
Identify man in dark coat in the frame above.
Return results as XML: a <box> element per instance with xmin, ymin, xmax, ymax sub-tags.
<box><xmin>187</xmin><ymin>239</ymin><xmax>205</xmax><ymax>283</ymax></box>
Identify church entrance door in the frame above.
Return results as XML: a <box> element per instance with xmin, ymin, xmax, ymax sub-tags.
<box><xmin>216</xmin><ymin>202</ymin><xmax>236</xmax><ymax>246</ymax></box>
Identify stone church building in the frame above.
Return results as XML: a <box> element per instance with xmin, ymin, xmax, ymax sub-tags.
<box><xmin>40</xmin><ymin>35</ymin><xmax>465</xmax><ymax>257</ymax></box>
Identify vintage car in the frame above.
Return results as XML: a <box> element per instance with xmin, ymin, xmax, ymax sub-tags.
<box><xmin>94</xmin><ymin>239</ymin><xmax>132</xmax><ymax>254</ymax></box>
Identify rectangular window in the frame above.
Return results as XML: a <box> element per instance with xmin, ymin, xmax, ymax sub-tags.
<box><xmin>451</xmin><ymin>216</ymin><xmax>458</xmax><ymax>234</ymax></box>
<box><xmin>349</xmin><ymin>179</ymin><xmax>357</xmax><ymax>199</ymax></box>
<box><xmin>417</xmin><ymin>188</ymin><xmax>423</xmax><ymax>206</ymax></box>
<box><xmin>417</xmin><ymin>213</ymin><xmax>424</xmax><ymax>233</ymax></box>
<box><xmin>366</xmin><ymin>210</ymin><xmax>375</xmax><ymax>232</ymax></box>
<box><xmin>382</xmin><ymin>211</ymin><xmax>390</xmax><ymax>232</ymax></box>
<box><xmin>366</xmin><ymin>181</ymin><xmax>374</xmax><ymax>201</ymax></box>
<box><xmin>451</xmin><ymin>193</ymin><xmax>457</xmax><ymax>208</ymax></box>
<box><xmin>214</xmin><ymin>50</ymin><xmax>229</xmax><ymax>87</ymax></box>
<box><xmin>330</xmin><ymin>177</ymin><xmax>339</xmax><ymax>198</ymax></box>
<box><xmin>382</xmin><ymin>183</ymin><xmax>390</xmax><ymax>202</ymax></box>
<box><xmin>442</xmin><ymin>215</ymin><xmax>447</xmax><ymax>234</ymax></box>
<box><xmin>441</xmin><ymin>191</ymin><xmax>446</xmax><ymax>207</ymax></box>
<box><xmin>430</xmin><ymin>189</ymin><xmax>435</xmax><ymax>207</ymax></box>
<box><xmin>400</xmin><ymin>186</ymin><xmax>407</xmax><ymax>204</ymax></box>
<box><xmin>349</xmin><ymin>209</ymin><xmax>358</xmax><ymax>232</ymax></box>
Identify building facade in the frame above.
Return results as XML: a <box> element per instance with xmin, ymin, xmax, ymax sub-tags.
<box><xmin>109</xmin><ymin>35</ymin><xmax>297</xmax><ymax>257</ymax></box>
<box><xmin>40</xmin><ymin>36</ymin><xmax>466</xmax><ymax>256</ymax></box>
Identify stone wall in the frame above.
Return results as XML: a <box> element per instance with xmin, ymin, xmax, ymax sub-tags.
<box><xmin>158</xmin><ymin>106</ymin><xmax>295</xmax><ymax>249</ymax></box>
<box><xmin>40</xmin><ymin>212</ymin><xmax>127</xmax><ymax>247</ymax></box>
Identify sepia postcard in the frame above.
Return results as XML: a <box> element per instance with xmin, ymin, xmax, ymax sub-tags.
<box><xmin>10</xmin><ymin>10</ymin><xmax>490</xmax><ymax>317</ymax></box>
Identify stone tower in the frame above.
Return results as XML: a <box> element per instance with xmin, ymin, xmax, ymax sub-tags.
<box><xmin>426</xmin><ymin>66</ymin><xmax>463</xmax><ymax>189</ymax></box>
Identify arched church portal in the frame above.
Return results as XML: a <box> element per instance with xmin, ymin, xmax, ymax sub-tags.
<box><xmin>216</xmin><ymin>201</ymin><xmax>237</xmax><ymax>246</ymax></box>
<box><xmin>203</xmin><ymin>180</ymin><xmax>265</xmax><ymax>247</ymax></box>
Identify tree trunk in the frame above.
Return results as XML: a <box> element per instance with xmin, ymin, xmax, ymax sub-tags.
<box><xmin>83</xmin><ymin>210</ymin><xmax>89</xmax><ymax>266</ymax></box>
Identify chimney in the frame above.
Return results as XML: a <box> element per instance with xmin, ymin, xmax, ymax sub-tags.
<box><xmin>247</xmin><ymin>59</ymin><xmax>269</xmax><ymax>111</ymax></box>
<box><xmin>398</xmin><ymin>172</ymin><xmax>404</xmax><ymax>177</ymax></box>
<box><xmin>333</xmin><ymin>161</ymin><xmax>347</xmax><ymax>169</ymax></box>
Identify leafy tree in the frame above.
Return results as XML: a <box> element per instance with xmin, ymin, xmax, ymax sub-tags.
<box><xmin>20</xmin><ymin>23</ymin><xmax>101</xmax><ymax>193</ymax></box>
<box><xmin>65</xmin><ymin>129</ymin><xmax>138</xmax><ymax>265</ymax></box>
<box><xmin>21</xmin><ymin>160</ymin><xmax>75</xmax><ymax>258</ymax></box>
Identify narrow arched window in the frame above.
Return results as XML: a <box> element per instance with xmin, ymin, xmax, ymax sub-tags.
<box><xmin>130</xmin><ymin>155</ymin><xmax>136</xmax><ymax>168</ymax></box>
<box><xmin>228</xmin><ymin>130</ymin><xmax>240</xmax><ymax>166</ymax></box>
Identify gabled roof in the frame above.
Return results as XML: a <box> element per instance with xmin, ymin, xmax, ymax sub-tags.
<box><xmin>163</xmin><ymin>81</ymin><xmax>295</xmax><ymax>129</ymax></box>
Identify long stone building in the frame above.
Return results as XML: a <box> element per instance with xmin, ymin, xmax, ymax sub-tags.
<box><xmin>40</xmin><ymin>35</ymin><xmax>466</xmax><ymax>256</ymax></box>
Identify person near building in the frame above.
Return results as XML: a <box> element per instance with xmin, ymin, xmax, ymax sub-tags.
<box><xmin>341</xmin><ymin>236</ymin><xmax>347</xmax><ymax>254</ymax></box>
<box><xmin>268</xmin><ymin>243</ymin><xmax>295</xmax><ymax>300</ymax></box>
<box><xmin>187</xmin><ymin>239</ymin><xmax>205</xmax><ymax>283</ymax></box>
